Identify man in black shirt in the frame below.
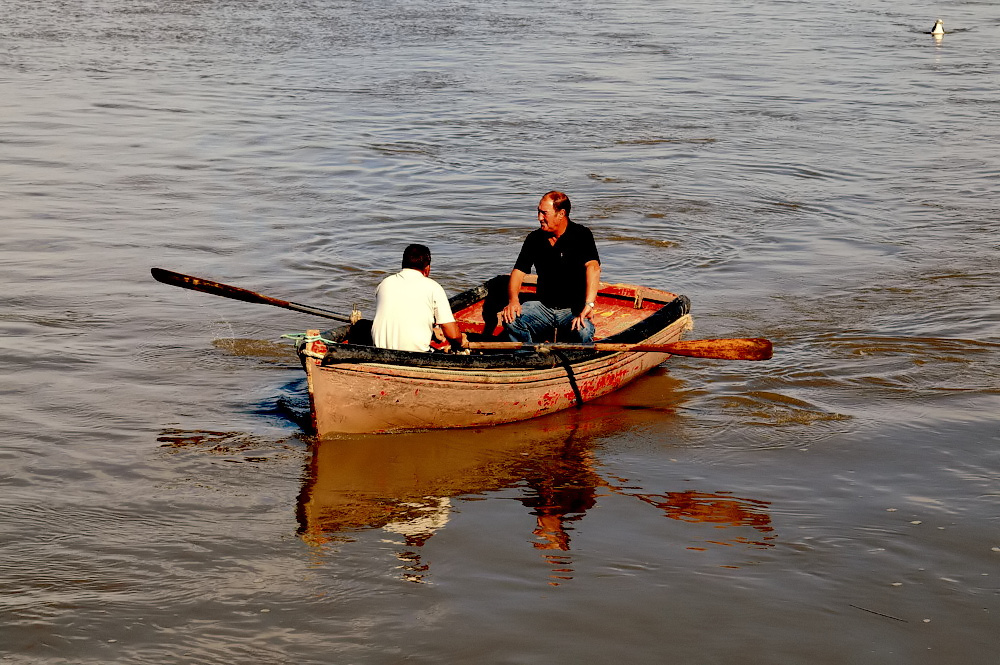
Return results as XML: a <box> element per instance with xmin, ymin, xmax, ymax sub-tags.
<box><xmin>500</xmin><ymin>191</ymin><xmax>601</xmax><ymax>343</ymax></box>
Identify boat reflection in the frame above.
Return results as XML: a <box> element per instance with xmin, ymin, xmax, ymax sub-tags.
<box><xmin>297</xmin><ymin>391</ymin><xmax>774</xmax><ymax>583</ymax></box>
<box><xmin>296</xmin><ymin>411</ymin><xmax>605</xmax><ymax>582</ymax></box>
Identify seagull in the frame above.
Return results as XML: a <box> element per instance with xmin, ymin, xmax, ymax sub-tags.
<box><xmin>930</xmin><ymin>19</ymin><xmax>944</xmax><ymax>35</ymax></box>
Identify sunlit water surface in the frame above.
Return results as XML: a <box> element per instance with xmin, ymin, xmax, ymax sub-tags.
<box><xmin>2</xmin><ymin>1</ymin><xmax>998</xmax><ymax>663</ymax></box>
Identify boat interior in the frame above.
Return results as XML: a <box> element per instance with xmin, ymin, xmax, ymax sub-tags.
<box><xmin>299</xmin><ymin>275</ymin><xmax>690</xmax><ymax>370</ymax></box>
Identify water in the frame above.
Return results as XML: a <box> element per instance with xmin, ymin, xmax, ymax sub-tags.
<box><xmin>2</xmin><ymin>0</ymin><xmax>998</xmax><ymax>662</ymax></box>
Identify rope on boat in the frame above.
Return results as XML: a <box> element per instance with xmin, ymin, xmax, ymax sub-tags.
<box><xmin>282</xmin><ymin>332</ymin><xmax>340</xmax><ymax>360</ymax></box>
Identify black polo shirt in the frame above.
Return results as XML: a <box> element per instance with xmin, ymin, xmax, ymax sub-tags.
<box><xmin>513</xmin><ymin>221</ymin><xmax>600</xmax><ymax>312</ymax></box>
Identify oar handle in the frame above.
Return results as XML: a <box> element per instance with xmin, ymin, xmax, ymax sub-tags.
<box><xmin>151</xmin><ymin>268</ymin><xmax>353</xmax><ymax>323</ymax></box>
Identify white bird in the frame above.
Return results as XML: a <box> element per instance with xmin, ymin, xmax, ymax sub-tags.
<box><xmin>930</xmin><ymin>19</ymin><xmax>944</xmax><ymax>35</ymax></box>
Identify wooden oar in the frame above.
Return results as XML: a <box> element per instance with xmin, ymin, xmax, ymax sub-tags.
<box><xmin>150</xmin><ymin>268</ymin><xmax>354</xmax><ymax>323</ymax></box>
<box><xmin>150</xmin><ymin>268</ymin><xmax>771</xmax><ymax>359</ymax></box>
<box><xmin>467</xmin><ymin>338</ymin><xmax>773</xmax><ymax>361</ymax></box>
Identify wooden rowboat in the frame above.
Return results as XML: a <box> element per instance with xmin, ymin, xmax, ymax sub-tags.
<box><xmin>295</xmin><ymin>274</ymin><xmax>693</xmax><ymax>435</ymax></box>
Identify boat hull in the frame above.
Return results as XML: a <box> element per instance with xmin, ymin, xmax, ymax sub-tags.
<box><xmin>303</xmin><ymin>317</ymin><xmax>692</xmax><ymax>435</ymax></box>
<box><xmin>298</xmin><ymin>276</ymin><xmax>692</xmax><ymax>435</ymax></box>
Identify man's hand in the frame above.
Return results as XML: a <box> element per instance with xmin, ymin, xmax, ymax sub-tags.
<box><xmin>500</xmin><ymin>301</ymin><xmax>522</xmax><ymax>324</ymax></box>
<box><xmin>447</xmin><ymin>333</ymin><xmax>470</xmax><ymax>354</ymax></box>
<box><xmin>502</xmin><ymin>269</ymin><xmax>527</xmax><ymax>325</ymax></box>
<box><xmin>571</xmin><ymin>303</ymin><xmax>595</xmax><ymax>331</ymax></box>
<box><xmin>438</xmin><ymin>321</ymin><xmax>465</xmax><ymax>351</ymax></box>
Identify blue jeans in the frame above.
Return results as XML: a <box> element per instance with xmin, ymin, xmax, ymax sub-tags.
<box><xmin>503</xmin><ymin>300</ymin><xmax>595</xmax><ymax>344</ymax></box>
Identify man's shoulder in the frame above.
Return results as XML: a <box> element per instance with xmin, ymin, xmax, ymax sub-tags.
<box><xmin>566</xmin><ymin>221</ymin><xmax>600</xmax><ymax>262</ymax></box>
<box><xmin>563</xmin><ymin>221</ymin><xmax>597</xmax><ymax>248</ymax></box>
<box><xmin>407</xmin><ymin>271</ymin><xmax>448</xmax><ymax>294</ymax></box>
<box><xmin>379</xmin><ymin>269</ymin><xmax>423</xmax><ymax>288</ymax></box>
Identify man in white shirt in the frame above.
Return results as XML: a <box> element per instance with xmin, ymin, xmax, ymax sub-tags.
<box><xmin>372</xmin><ymin>244</ymin><xmax>465</xmax><ymax>353</ymax></box>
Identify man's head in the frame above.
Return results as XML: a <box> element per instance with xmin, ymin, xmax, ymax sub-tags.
<box><xmin>402</xmin><ymin>243</ymin><xmax>432</xmax><ymax>275</ymax></box>
<box><xmin>538</xmin><ymin>191</ymin><xmax>571</xmax><ymax>237</ymax></box>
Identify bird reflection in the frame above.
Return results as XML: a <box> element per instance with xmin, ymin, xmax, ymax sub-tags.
<box><xmin>296</xmin><ymin>407</ymin><xmax>774</xmax><ymax>584</ymax></box>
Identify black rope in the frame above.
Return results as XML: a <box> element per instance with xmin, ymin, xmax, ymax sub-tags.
<box><xmin>552</xmin><ymin>349</ymin><xmax>584</xmax><ymax>408</ymax></box>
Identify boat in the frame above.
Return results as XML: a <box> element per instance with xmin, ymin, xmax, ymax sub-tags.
<box><xmin>295</xmin><ymin>274</ymin><xmax>693</xmax><ymax>435</ymax></box>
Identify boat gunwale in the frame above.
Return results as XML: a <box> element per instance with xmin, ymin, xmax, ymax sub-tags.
<box><xmin>303</xmin><ymin>315</ymin><xmax>692</xmax><ymax>385</ymax></box>
<box><xmin>297</xmin><ymin>275</ymin><xmax>691</xmax><ymax>371</ymax></box>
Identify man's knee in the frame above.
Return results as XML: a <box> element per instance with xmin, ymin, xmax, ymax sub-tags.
<box><xmin>503</xmin><ymin>300</ymin><xmax>549</xmax><ymax>343</ymax></box>
<box><xmin>576</xmin><ymin>320</ymin><xmax>596</xmax><ymax>343</ymax></box>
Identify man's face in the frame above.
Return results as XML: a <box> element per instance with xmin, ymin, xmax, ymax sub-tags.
<box><xmin>537</xmin><ymin>198</ymin><xmax>567</xmax><ymax>236</ymax></box>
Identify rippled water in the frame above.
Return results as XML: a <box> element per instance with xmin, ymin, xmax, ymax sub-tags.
<box><xmin>2</xmin><ymin>0</ymin><xmax>998</xmax><ymax>662</ymax></box>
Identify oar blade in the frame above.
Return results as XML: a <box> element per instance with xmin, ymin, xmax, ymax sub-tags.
<box><xmin>151</xmin><ymin>268</ymin><xmax>280</xmax><ymax>306</ymax></box>
<box><xmin>150</xmin><ymin>267</ymin><xmax>353</xmax><ymax>323</ymax></box>
<box><xmin>664</xmin><ymin>338</ymin><xmax>773</xmax><ymax>361</ymax></box>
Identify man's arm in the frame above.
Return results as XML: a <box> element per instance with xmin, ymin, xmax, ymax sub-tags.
<box><xmin>571</xmin><ymin>260</ymin><xmax>601</xmax><ymax>330</ymax></box>
<box><xmin>439</xmin><ymin>321</ymin><xmax>466</xmax><ymax>351</ymax></box>
<box><xmin>500</xmin><ymin>268</ymin><xmax>527</xmax><ymax>324</ymax></box>
<box><xmin>429</xmin><ymin>281</ymin><xmax>465</xmax><ymax>351</ymax></box>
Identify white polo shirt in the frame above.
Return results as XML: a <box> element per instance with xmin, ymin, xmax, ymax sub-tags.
<box><xmin>372</xmin><ymin>269</ymin><xmax>456</xmax><ymax>352</ymax></box>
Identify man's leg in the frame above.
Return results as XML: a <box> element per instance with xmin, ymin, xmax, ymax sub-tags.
<box><xmin>503</xmin><ymin>300</ymin><xmax>556</xmax><ymax>343</ymax></box>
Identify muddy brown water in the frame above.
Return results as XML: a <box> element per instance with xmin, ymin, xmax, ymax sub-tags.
<box><xmin>2</xmin><ymin>1</ymin><xmax>997</xmax><ymax>662</ymax></box>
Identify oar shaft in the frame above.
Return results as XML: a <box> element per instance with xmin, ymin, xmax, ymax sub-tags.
<box><xmin>467</xmin><ymin>338</ymin><xmax>773</xmax><ymax>361</ymax></box>
<box><xmin>150</xmin><ymin>268</ymin><xmax>353</xmax><ymax>323</ymax></box>
<box><xmin>468</xmin><ymin>342</ymin><xmax>670</xmax><ymax>351</ymax></box>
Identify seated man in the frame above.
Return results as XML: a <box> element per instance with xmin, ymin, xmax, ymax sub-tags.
<box><xmin>372</xmin><ymin>244</ymin><xmax>464</xmax><ymax>353</ymax></box>
<box><xmin>500</xmin><ymin>191</ymin><xmax>601</xmax><ymax>343</ymax></box>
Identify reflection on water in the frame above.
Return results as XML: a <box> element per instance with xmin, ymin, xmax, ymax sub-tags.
<box><xmin>296</xmin><ymin>418</ymin><xmax>593</xmax><ymax>583</ymax></box>
<box><xmin>297</xmin><ymin>405</ymin><xmax>774</xmax><ymax>584</ymax></box>
<box><xmin>621</xmin><ymin>489</ymin><xmax>774</xmax><ymax>550</ymax></box>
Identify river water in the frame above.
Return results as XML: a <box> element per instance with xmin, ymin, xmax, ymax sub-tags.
<box><xmin>2</xmin><ymin>0</ymin><xmax>998</xmax><ymax>662</ymax></box>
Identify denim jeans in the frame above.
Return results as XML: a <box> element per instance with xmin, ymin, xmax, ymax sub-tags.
<box><xmin>503</xmin><ymin>300</ymin><xmax>595</xmax><ymax>344</ymax></box>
